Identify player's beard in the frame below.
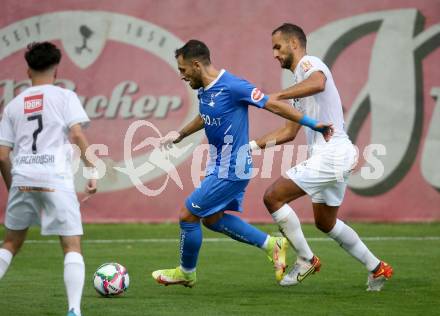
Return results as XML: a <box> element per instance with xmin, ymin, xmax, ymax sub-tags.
<box><xmin>189</xmin><ymin>77</ymin><xmax>203</xmax><ymax>89</ymax></box>
<box><xmin>281</xmin><ymin>53</ymin><xmax>293</xmax><ymax>69</ymax></box>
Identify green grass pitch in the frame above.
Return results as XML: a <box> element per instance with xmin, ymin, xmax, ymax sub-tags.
<box><xmin>0</xmin><ymin>223</ymin><xmax>439</xmax><ymax>316</ymax></box>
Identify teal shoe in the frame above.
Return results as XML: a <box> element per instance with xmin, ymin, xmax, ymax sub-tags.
<box><xmin>67</xmin><ymin>308</ymin><xmax>80</xmax><ymax>316</ymax></box>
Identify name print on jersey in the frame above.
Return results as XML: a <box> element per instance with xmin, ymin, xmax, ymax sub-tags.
<box><xmin>24</xmin><ymin>94</ymin><xmax>43</xmax><ymax>114</ymax></box>
<box><xmin>200</xmin><ymin>114</ymin><xmax>221</xmax><ymax>126</ymax></box>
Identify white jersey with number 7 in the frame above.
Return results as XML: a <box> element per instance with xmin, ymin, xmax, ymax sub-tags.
<box><xmin>0</xmin><ymin>85</ymin><xmax>90</xmax><ymax>191</ymax></box>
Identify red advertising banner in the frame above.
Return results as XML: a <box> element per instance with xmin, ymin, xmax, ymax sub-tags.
<box><xmin>0</xmin><ymin>0</ymin><xmax>439</xmax><ymax>222</ymax></box>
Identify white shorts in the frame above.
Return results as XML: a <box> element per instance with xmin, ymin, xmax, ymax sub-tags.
<box><xmin>4</xmin><ymin>187</ymin><xmax>83</xmax><ymax>236</ymax></box>
<box><xmin>286</xmin><ymin>140</ymin><xmax>357</xmax><ymax>207</ymax></box>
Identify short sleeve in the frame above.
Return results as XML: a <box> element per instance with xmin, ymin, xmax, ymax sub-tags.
<box><xmin>63</xmin><ymin>91</ymin><xmax>90</xmax><ymax>128</ymax></box>
<box><xmin>299</xmin><ymin>57</ymin><xmax>327</xmax><ymax>80</ymax></box>
<box><xmin>230</xmin><ymin>79</ymin><xmax>269</xmax><ymax>109</ymax></box>
<box><xmin>0</xmin><ymin>108</ymin><xmax>15</xmax><ymax>147</ymax></box>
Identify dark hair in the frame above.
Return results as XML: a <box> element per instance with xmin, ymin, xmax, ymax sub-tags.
<box><xmin>25</xmin><ymin>42</ymin><xmax>62</xmax><ymax>71</ymax></box>
<box><xmin>175</xmin><ymin>39</ymin><xmax>211</xmax><ymax>65</ymax></box>
<box><xmin>272</xmin><ymin>23</ymin><xmax>307</xmax><ymax>47</ymax></box>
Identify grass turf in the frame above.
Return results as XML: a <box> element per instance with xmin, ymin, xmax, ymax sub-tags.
<box><xmin>0</xmin><ymin>223</ymin><xmax>439</xmax><ymax>316</ymax></box>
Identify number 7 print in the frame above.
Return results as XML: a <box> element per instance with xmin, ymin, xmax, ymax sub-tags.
<box><xmin>27</xmin><ymin>114</ymin><xmax>43</xmax><ymax>154</ymax></box>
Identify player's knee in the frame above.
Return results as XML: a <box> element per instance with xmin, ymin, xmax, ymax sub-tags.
<box><xmin>202</xmin><ymin>213</ymin><xmax>223</xmax><ymax>231</ymax></box>
<box><xmin>201</xmin><ymin>217</ymin><xmax>214</xmax><ymax>227</ymax></box>
<box><xmin>60</xmin><ymin>236</ymin><xmax>82</xmax><ymax>254</ymax></box>
<box><xmin>179</xmin><ymin>206</ymin><xmax>197</xmax><ymax>222</ymax></box>
<box><xmin>201</xmin><ymin>218</ymin><xmax>218</xmax><ymax>231</ymax></box>
<box><xmin>179</xmin><ymin>214</ymin><xmax>197</xmax><ymax>223</ymax></box>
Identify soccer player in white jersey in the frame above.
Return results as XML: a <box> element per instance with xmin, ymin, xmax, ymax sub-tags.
<box><xmin>249</xmin><ymin>24</ymin><xmax>393</xmax><ymax>291</ymax></box>
<box><xmin>0</xmin><ymin>42</ymin><xmax>97</xmax><ymax>316</ymax></box>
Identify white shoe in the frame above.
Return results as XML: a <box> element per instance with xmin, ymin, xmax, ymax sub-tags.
<box><xmin>279</xmin><ymin>256</ymin><xmax>321</xmax><ymax>286</ymax></box>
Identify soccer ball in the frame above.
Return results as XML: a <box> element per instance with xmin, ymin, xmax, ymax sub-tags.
<box><xmin>93</xmin><ymin>263</ymin><xmax>130</xmax><ymax>296</ymax></box>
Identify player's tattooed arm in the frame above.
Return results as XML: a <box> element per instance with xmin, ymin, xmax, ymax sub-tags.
<box><xmin>0</xmin><ymin>145</ymin><xmax>12</xmax><ymax>190</ymax></box>
<box><xmin>273</xmin><ymin>71</ymin><xmax>326</xmax><ymax>100</ymax></box>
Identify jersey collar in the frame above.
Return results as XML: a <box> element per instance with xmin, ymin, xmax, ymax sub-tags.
<box><xmin>204</xmin><ymin>69</ymin><xmax>225</xmax><ymax>91</ymax></box>
<box><xmin>294</xmin><ymin>55</ymin><xmax>309</xmax><ymax>73</ymax></box>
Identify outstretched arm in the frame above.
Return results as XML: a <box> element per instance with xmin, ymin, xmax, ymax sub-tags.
<box><xmin>251</xmin><ymin>71</ymin><xmax>329</xmax><ymax>149</ymax></box>
<box><xmin>252</xmin><ymin>120</ymin><xmax>301</xmax><ymax>149</ymax></box>
<box><xmin>161</xmin><ymin>115</ymin><xmax>204</xmax><ymax>146</ymax></box>
<box><xmin>273</xmin><ymin>71</ymin><xmax>326</xmax><ymax>100</ymax></box>
<box><xmin>263</xmin><ymin>96</ymin><xmax>333</xmax><ymax>141</ymax></box>
<box><xmin>176</xmin><ymin>115</ymin><xmax>204</xmax><ymax>142</ymax></box>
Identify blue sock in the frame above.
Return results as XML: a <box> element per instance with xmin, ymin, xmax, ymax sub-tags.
<box><xmin>204</xmin><ymin>213</ymin><xmax>267</xmax><ymax>248</ymax></box>
<box><xmin>179</xmin><ymin>221</ymin><xmax>202</xmax><ymax>271</ymax></box>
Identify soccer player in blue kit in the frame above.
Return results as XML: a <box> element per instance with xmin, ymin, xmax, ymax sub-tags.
<box><xmin>152</xmin><ymin>39</ymin><xmax>333</xmax><ymax>287</ymax></box>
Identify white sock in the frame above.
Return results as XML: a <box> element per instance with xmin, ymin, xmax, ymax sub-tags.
<box><xmin>272</xmin><ymin>204</ymin><xmax>314</xmax><ymax>261</ymax></box>
<box><xmin>64</xmin><ymin>252</ymin><xmax>84</xmax><ymax>316</ymax></box>
<box><xmin>0</xmin><ymin>248</ymin><xmax>13</xmax><ymax>279</ymax></box>
<box><xmin>180</xmin><ymin>265</ymin><xmax>196</xmax><ymax>273</ymax></box>
<box><xmin>328</xmin><ymin>219</ymin><xmax>380</xmax><ymax>271</ymax></box>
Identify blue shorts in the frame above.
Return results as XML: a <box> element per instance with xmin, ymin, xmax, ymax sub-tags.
<box><xmin>185</xmin><ymin>175</ymin><xmax>250</xmax><ymax>218</ymax></box>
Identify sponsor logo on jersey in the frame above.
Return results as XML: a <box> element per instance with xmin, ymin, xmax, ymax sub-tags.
<box><xmin>251</xmin><ymin>88</ymin><xmax>264</xmax><ymax>102</ymax></box>
<box><xmin>301</xmin><ymin>60</ymin><xmax>313</xmax><ymax>73</ymax></box>
<box><xmin>24</xmin><ymin>94</ymin><xmax>43</xmax><ymax>114</ymax></box>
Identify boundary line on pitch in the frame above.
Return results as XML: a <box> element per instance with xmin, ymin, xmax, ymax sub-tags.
<box><xmin>24</xmin><ymin>236</ymin><xmax>440</xmax><ymax>244</ymax></box>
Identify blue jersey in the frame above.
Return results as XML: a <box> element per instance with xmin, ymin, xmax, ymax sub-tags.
<box><xmin>198</xmin><ymin>70</ymin><xmax>268</xmax><ymax>181</ymax></box>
